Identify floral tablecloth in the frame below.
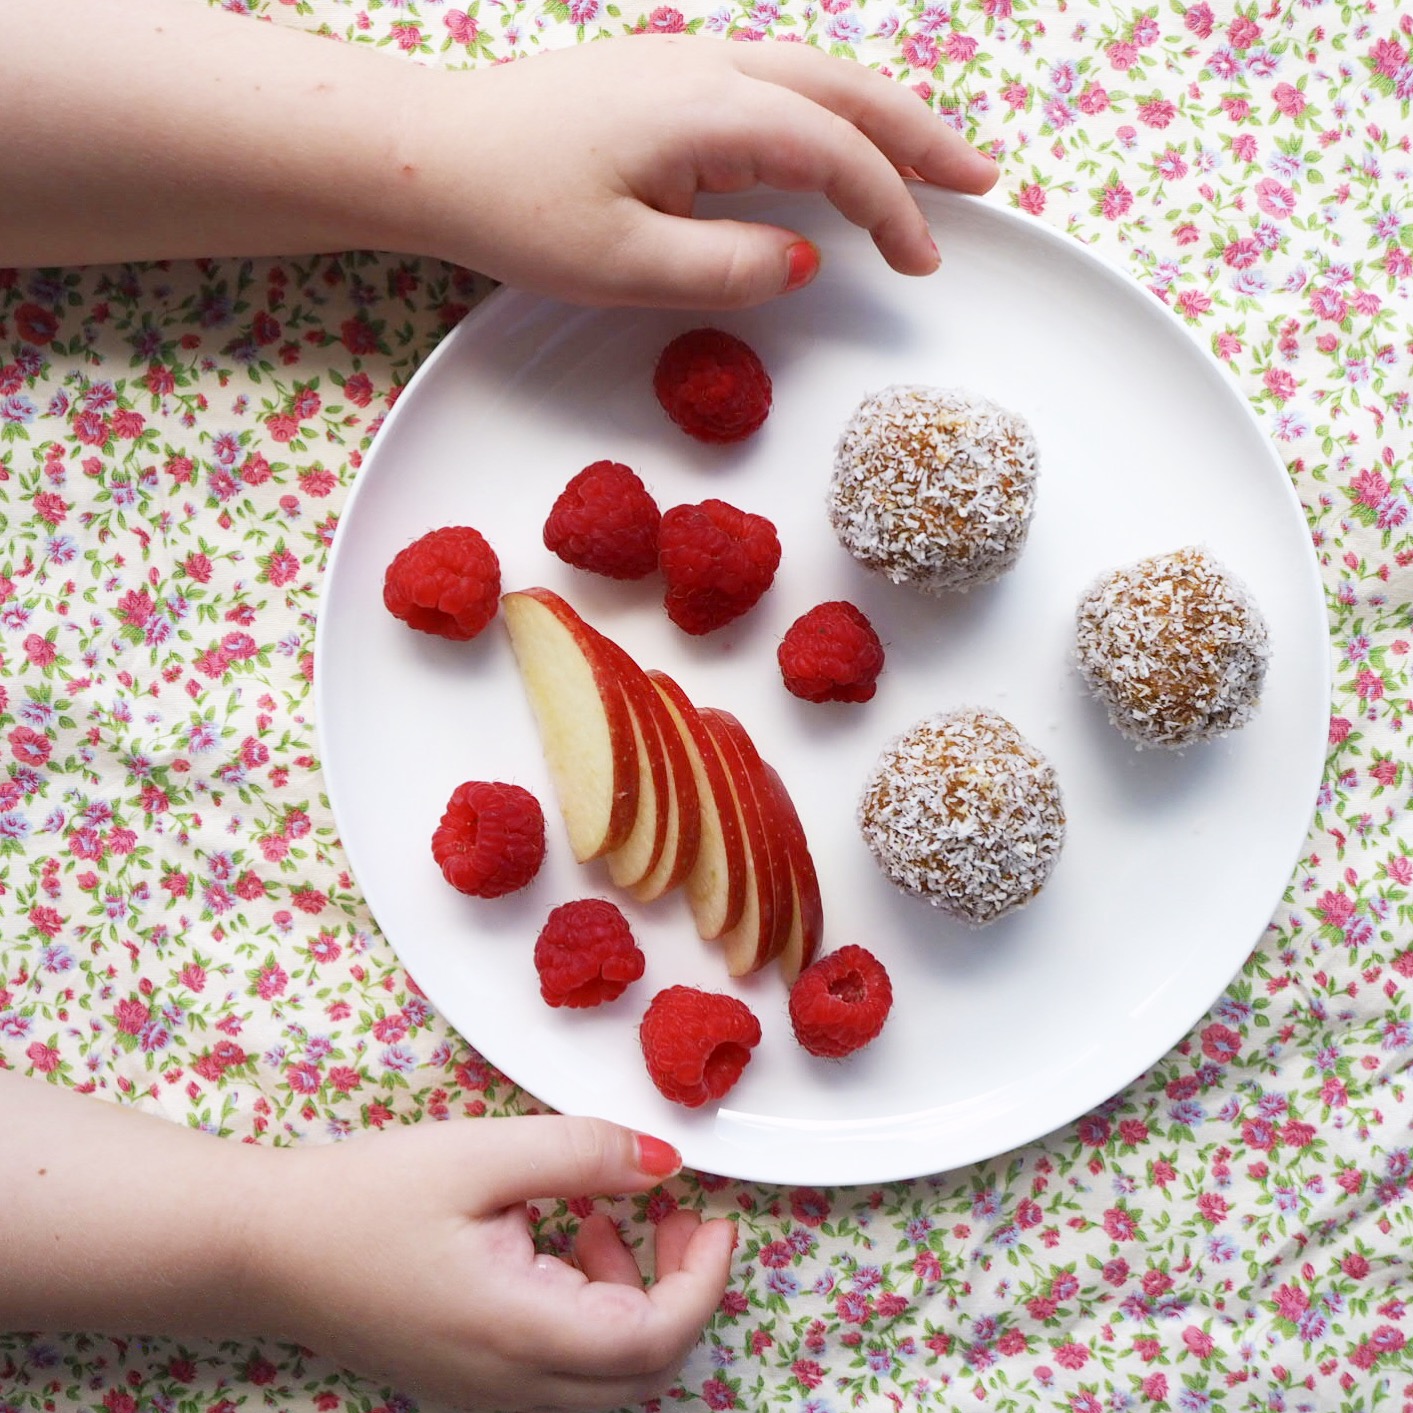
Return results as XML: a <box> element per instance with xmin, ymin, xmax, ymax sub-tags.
<box><xmin>3</xmin><ymin>0</ymin><xmax>1411</xmax><ymax>1410</ymax></box>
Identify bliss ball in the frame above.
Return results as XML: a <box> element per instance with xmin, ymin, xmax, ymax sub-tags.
<box><xmin>827</xmin><ymin>386</ymin><xmax>1039</xmax><ymax>594</ymax></box>
<box><xmin>858</xmin><ymin>708</ymin><xmax>1065</xmax><ymax>925</ymax></box>
<box><xmin>1075</xmin><ymin>546</ymin><xmax>1271</xmax><ymax>749</ymax></box>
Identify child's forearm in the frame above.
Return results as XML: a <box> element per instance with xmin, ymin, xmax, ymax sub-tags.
<box><xmin>0</xmin><ymin>1069</ymin><xmax>270</xmax><ymax>1337</ymax></box>
<box><xmin>0</xmin><ymin>0</ymin><xmax>426</xmax><ymax>268</ymax></box>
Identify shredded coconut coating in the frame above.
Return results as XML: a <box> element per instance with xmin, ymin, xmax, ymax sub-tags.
<box><xmin>858</xmin><ymin>709</ymin><xmax>1066</xmax><ymax>925</ymax></box>
<box><xmin>1075</xmin><ymin>547</ymin><xmax>1271</xmax><ymax>749</ymax></box>
<box><xmin>828</xmin><ymin>386</ymin><xmax>1039</xmax><ymax>593</ymax></box>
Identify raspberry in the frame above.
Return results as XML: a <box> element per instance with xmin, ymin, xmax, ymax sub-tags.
<box><xmin>778</xmin><ymin>600</ymin><xmax>886</xmax><ymax>703</ymax></box>
<box><xmin>639</xmin><ymin>985</ymin><xmax>762</xmax><ymax>1108</ymax></box>
<box><xmin>543</xmin><ymin>461</ymin><xmax>661</xmax><ymax>580</ymax></box>
<box><xmin>534</xmin><ymin>898</ymin><xmax>646</xmax><ymax>1008</ymax></box>
<box><xmin>658</xmin><ymin>499</ymin><xmax>781</xmax><ymax>635</ymax></box>
<box><xmin>432</xmin><ymin>781</ymin><xmax>545</xmax><ymax>898</ymax></box>
<box><xmin>653</xmin><ymin>328</ymin><xmax>772</xmax><ymax>444</ymax></box>
<box><xmin>383</xmin><ymin>525</ymin><xmax>500</xmax><ymax>641</ymax></box>
<box><xmin>788</xmin><ymin>945</ymin><xmax>893</xmax><ymax>1058</ymax></box>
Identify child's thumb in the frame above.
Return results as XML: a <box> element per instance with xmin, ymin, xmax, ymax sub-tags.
<box><xmin>474</xmin><ymin>1115</ymin><xmax>683</xmax><ymax>1208</ymax></box>
<box><xmin>620</xmin><ymin>214</ymin><xmax>820</xmax><ymax>309</ymax></box>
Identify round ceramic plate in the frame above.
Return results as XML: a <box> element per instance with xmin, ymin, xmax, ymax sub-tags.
<box><xmin>316</xmin><ymin>189</ymin><xmax>1329</xmax><ymax>1186</ymax></box>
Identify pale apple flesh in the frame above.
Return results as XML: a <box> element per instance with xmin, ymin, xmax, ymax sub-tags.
<box><xmin>626</xmin><ymin>672</ymin><xmax>702</xmax><ymax>903</ymax></box>
<box><xmin>501</xmin><ymin>588</ymin><xmax>638</xmax><ymax>863</ymax></box>
<box><xmin>698</xmin><ymin>707</ymin><xmax>785</xmax><ymax>978</ymax></box>
<box><xmin>649</xmin><ymin>670</ymin><xmax>746</xmax><ymax>939</ymax></box>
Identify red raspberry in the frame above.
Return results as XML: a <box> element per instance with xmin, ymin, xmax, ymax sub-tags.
<box><xmin>543</xmin><ymin>461</ymin><xmax>661</xmax><ymax>580</ymax></box>
<box><xmin>639</xmin><ymin>985</ymin><xmax>762</xmax><ymax>1108</ymax></box>
<box><xmin>534</xmin><ymin>898</ymin><xmax>646</xmax><ymax>1008</ymax></box>
<box><xmin>431</xmin><ymin>781</ymin><xmax>545</xmax><ymax>898</ymax></box>
<box><xmin>653</xmin><ymin>328</ymin><xmax>772</xmax><ymax>444</ymax></box>
<box><xmin>383</xmin><ymin>525</ymin><xmax>501</xmax><ymax>641</ymax></box>
<box><xmin>778</xmin><ymin>600</ymin><xmax>886</xmax><ymax>703</ymax></box>
<box><xmin>658</xmin><ymin>499</ymin><xmax>781</xmax><ymax>635</ymax></box>
<box><xmin>788</xmin><ymin>945</ymin><xmax>893</xmax><ymax>1058</ymax></box>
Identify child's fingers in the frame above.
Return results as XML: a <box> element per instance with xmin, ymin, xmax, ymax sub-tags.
<box><xmin>573</xmin><ymin>1211</ymin><xmax>645</xmax><ymax>1288</ymax></box>
<box><xmin>462</xmin><ymin>1115</ymin><xmax>681</xmax><ymax>1209</ymax></box>
<box><xmin>607</xmin><ymin>211</ymin><xmax>815</xmax><ymax>308</ymax></box>
<box><xmin>732</xmin><ymin>40</ymin><xmax>999</xmax><ymax>194</ymax></box>
<box><xmin>652</xmin><ymin>1208</ymin><xmax>711</xmax><ymax>1278</ymax></box>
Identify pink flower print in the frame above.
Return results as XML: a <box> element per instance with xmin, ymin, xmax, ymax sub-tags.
<box><xmin>1255</xmin><ymin>177</ymin><xmax>1296</xmax><ymax>219</ymax></box>
<box><xmin>1105</xmin><ymin>40</ymin><xmax>1137</xmax><ymax>69</ymax></box>
<box><xmin>1018</xmin><ymin>183</ymin><xmax>1047</xmax><ymax>214</ymax></box>
<box><xmin>26</xmin><ymin>1041</ymin><xmax>61</xmax><ymax>1073</ymax></box>
<box><xmin>111</xmin><ymin>409</ymin><xmax>145</xmax><ymax>439</ymax></box>
<box><xmin>1053</xmin><ymin>1341</ymin><xmax>1088</xmax><ymax>1369</ymax></box>
<box><xmin>1100</xmin><ymin>181</ymin><xmax>1133</xmax><ymax>219</ymax></box>
<box><xmin>266</xmin><ymin>547</ymin><xmax>300</xmax><ymax>586</ymax></box>
<box><xmin>1102</xmin><ymin>1207</ymin><xmax>1137</xmax><ymax>1240</ymax></box>
<box><xmin>1076</xmin><ymin>83</ymin><xmax>1110</xmax><ymax>114</ymax></box>
<box><xmin>1139</xmin><ymin>97</ymin><xmax>1176</xmax><ymax>127</ymax></box>
<box><xmin>444</xmin><ymin>9</ymin><xmax>478</xmax><ymax>42</ymax></box>
<box><xmin>1002</xmin><ymin>81</ymin><xmax>1029</xmax><ymax>109</ymax></box>
<box><xmin>9</xmin><ymin>726</ymin><xmax>51</xmax><ymax>766</ymax></box>
<box><xmin>1272</xmin><ymin>81</ymin><xmax>1307</xmax><ymax>116</ymax></box>
<box><xmin>902</xmin><ymin>33</ymin><xmax>940</xmax><ymax>69</ymax></box>
<box><xmin>33</xmin><ymin>491</ymin><xmax>68</xmax><ymax>526</ymax></box>
<box><xmin>291</xmin><ymin>886</ymin><xmax>328</xmax><ymax>914</ymax></box>
<box><xmin>265</xmin><ymin>412</ymin><xmax>299</xmax><ymax>443</ymax></box>
<box><xmin>256</xmin><ymin>963</ymin><xmax>288</xmax><ymax>999</ymax></box>
<box><xmin>1368</xmin><ymin>37</ymin><xmax>1407</xmax><ymax>78</ymax></box>
<box><xmin>944</xmin><ymin>32</ymin><xmax>978</xmax><ymax>61</ymax></box>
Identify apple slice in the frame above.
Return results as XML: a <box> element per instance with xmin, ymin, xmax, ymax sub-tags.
<box><xmin>624</xmin><ymin>672</ymin><xmax>701</xmax><ymax>904</ymax></box>
<box><xmin>762</xmin><ymin>761</ymin><xmax>823</xmax><ymax>982</ymax></box>
<box><xmin>501</xmin><ymin>588</ymin><xmax>638</xmax><ymax>863</ymax></box>
<box><xmin>698</xmin><ymin>708</ymin><xmax>788</xmax><ymax>978</ymax></box>
<box><xmin>594</xmin><ymin>632</ymin><xmax>672</xmax><ymax>893</ymax></box>
<box><xmin>648</xmin><ymin>671</ymin><xmax>744</xmax><ymax>937</ymax></box>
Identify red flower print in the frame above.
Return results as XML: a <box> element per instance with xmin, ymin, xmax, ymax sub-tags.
<box><xmin>1102</xmin><ymin>1207</ymin><xmax>1137</xmax><ymax>1240</ymax></box>
<box><xmin>299</xmin><ymin>465</ymin><xmax>337</xmax><ymax>497</ymax></box>
<box><xmin>342</xmin><ymin>371</ymin><xmax>374</xmax><ymax>406</ymax></box>
<box><xmin>33</xmin><ymin>490</ymin><xmax>68</xmax><ymax>526</ymax></box>
<box><xmin>9</xmin><ymin>725</ymin><xmax>52</xmax><ymax>766</ymax></box>
<box><xmin>327</xmin><ymin>1066</ymin><xmax>363</xmax><ymax>1093</ymax></box>
<box><xmin>253</xmin><ymin>310</ymin><xmax>281</xmax><ymax>346</ymax></box>
<box><xmin>291</xmin><ymin>886</ymin><xmax>327</xmax><ymax>914</ymax></box>
<box><xmin>102</xmin><ymin>1390</ymin><xmax>138</xmax><ymax>1413</ymax></box>
<box><xmin>790</xmin><ymin>1188</ymin><xmax>831</xmax><ymax>1225</ymax></box>
<box><xmin>1200</xmin><ymin>1023</ymin><xmax>1241</xmax><ymax>1062</ymax></box>
<box><xmin>256</xmin><ymin>963</ymin><xmax>289</xmax><ymax>999</ymax></box>
<box><xmin>265</xmin><ymin>546</ymin><xmax>301</xmax><ymax>586</ymax></box>
<box><xmin>111</xmin><ymin>409</ymin><xmax>145</xmax><ymax>439</ymax></box>
<box><xmin>73</xmin><ymin>411</ymin><xmax>110</xmax><ymax>446</ymax></box>
<box><xmin>16</xmin><ymin>303</ymin><xmax>60</xmax><ymax>344</ymax></box>
<box><xmin>340</xmin><ymin>317</ymin><xmax>380</xmax><ymax>354</ymax></box>
<box><xmin>26</xmin><ymin>1042</ymin><xmax>61</xmax><ymax>1073</ymax></box>
<box><xmin>701</xmin><ymin>1378</ymin><xmax>736</xmax><ymax>1410</ymax></box>
<box><xmin>265</xmin><ymin>412</ymin><xmax>299</xmax><ymax>443</ymax></box>
<box><xmin>242</xmin><ymin>452</ymin><xmax>273</xmax><ymax>485</ymax></box>
<box><xmin>114</xmin><ymin>998</ymin><xmax>151</xmax><ymax>1035</ymax></box>
<box><xmin>1077</xmin><ymin>1115</ymin><xmax>1110</xmax><ymax>1146</ymax></box>
<box><xmin>647</xmin><ymin>6</ymin><xmax>685</xmax><ymax>30</ymax></box>
<box><xmin>1053</xmin><ymin>1341</ymin><xmax>1088</xmax><ymax>1370</ymax></box>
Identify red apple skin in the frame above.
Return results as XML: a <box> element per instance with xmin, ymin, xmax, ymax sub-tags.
<box><xmin>501</xmin><ymin>587</ymin><xmax>638</xmax><ymax>861</ymax></box>
<box><xmin>697</xmin><ymin>707</ymin><xmax>786</xmax><ymax>978</ymax></box>
<box><xmin>591</xmin><ymin>629</ymin><xmax>672</xmax><ymax>892</ymax></box>
<box><xmin>648</xmin><ymin>670</ymin><xmax>746</xmax><ymax>940</ymax></box>
<box><xmin>762</xmin><ymin>761</ymin><xmax>824</xmax><ymax>982</ymax></box>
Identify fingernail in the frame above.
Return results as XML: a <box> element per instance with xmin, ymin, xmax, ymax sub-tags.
<box><xmin>928</xmin><ymin>237</ymin><xmax>941</xmax><ymax>272</ymax></box>
<box><xmin>635</xmin><ymin>1132</ymin><xmax>682</xmax><ymax>1178</ymax></box>
<box><xmin>784</xmin><ymin>239</ymin><xmax>820</xmax><ymax>293</ymax></box>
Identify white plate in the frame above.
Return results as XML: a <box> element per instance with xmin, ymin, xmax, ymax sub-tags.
<box><xmin>316</xmin><ymin>190</ymin><xmax>1328</xmax><ymax>1186</ymax></box>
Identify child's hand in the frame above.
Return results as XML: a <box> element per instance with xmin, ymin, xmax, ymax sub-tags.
<box><xmin>252</xmin><ymin>1115</ymin><xmax>735</xmax><ymax>1411</ymax></box>
<box><xmin>399</xmin><ymin>36</ymin><xmax>999</xmax><ymax>309</ymax></box>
